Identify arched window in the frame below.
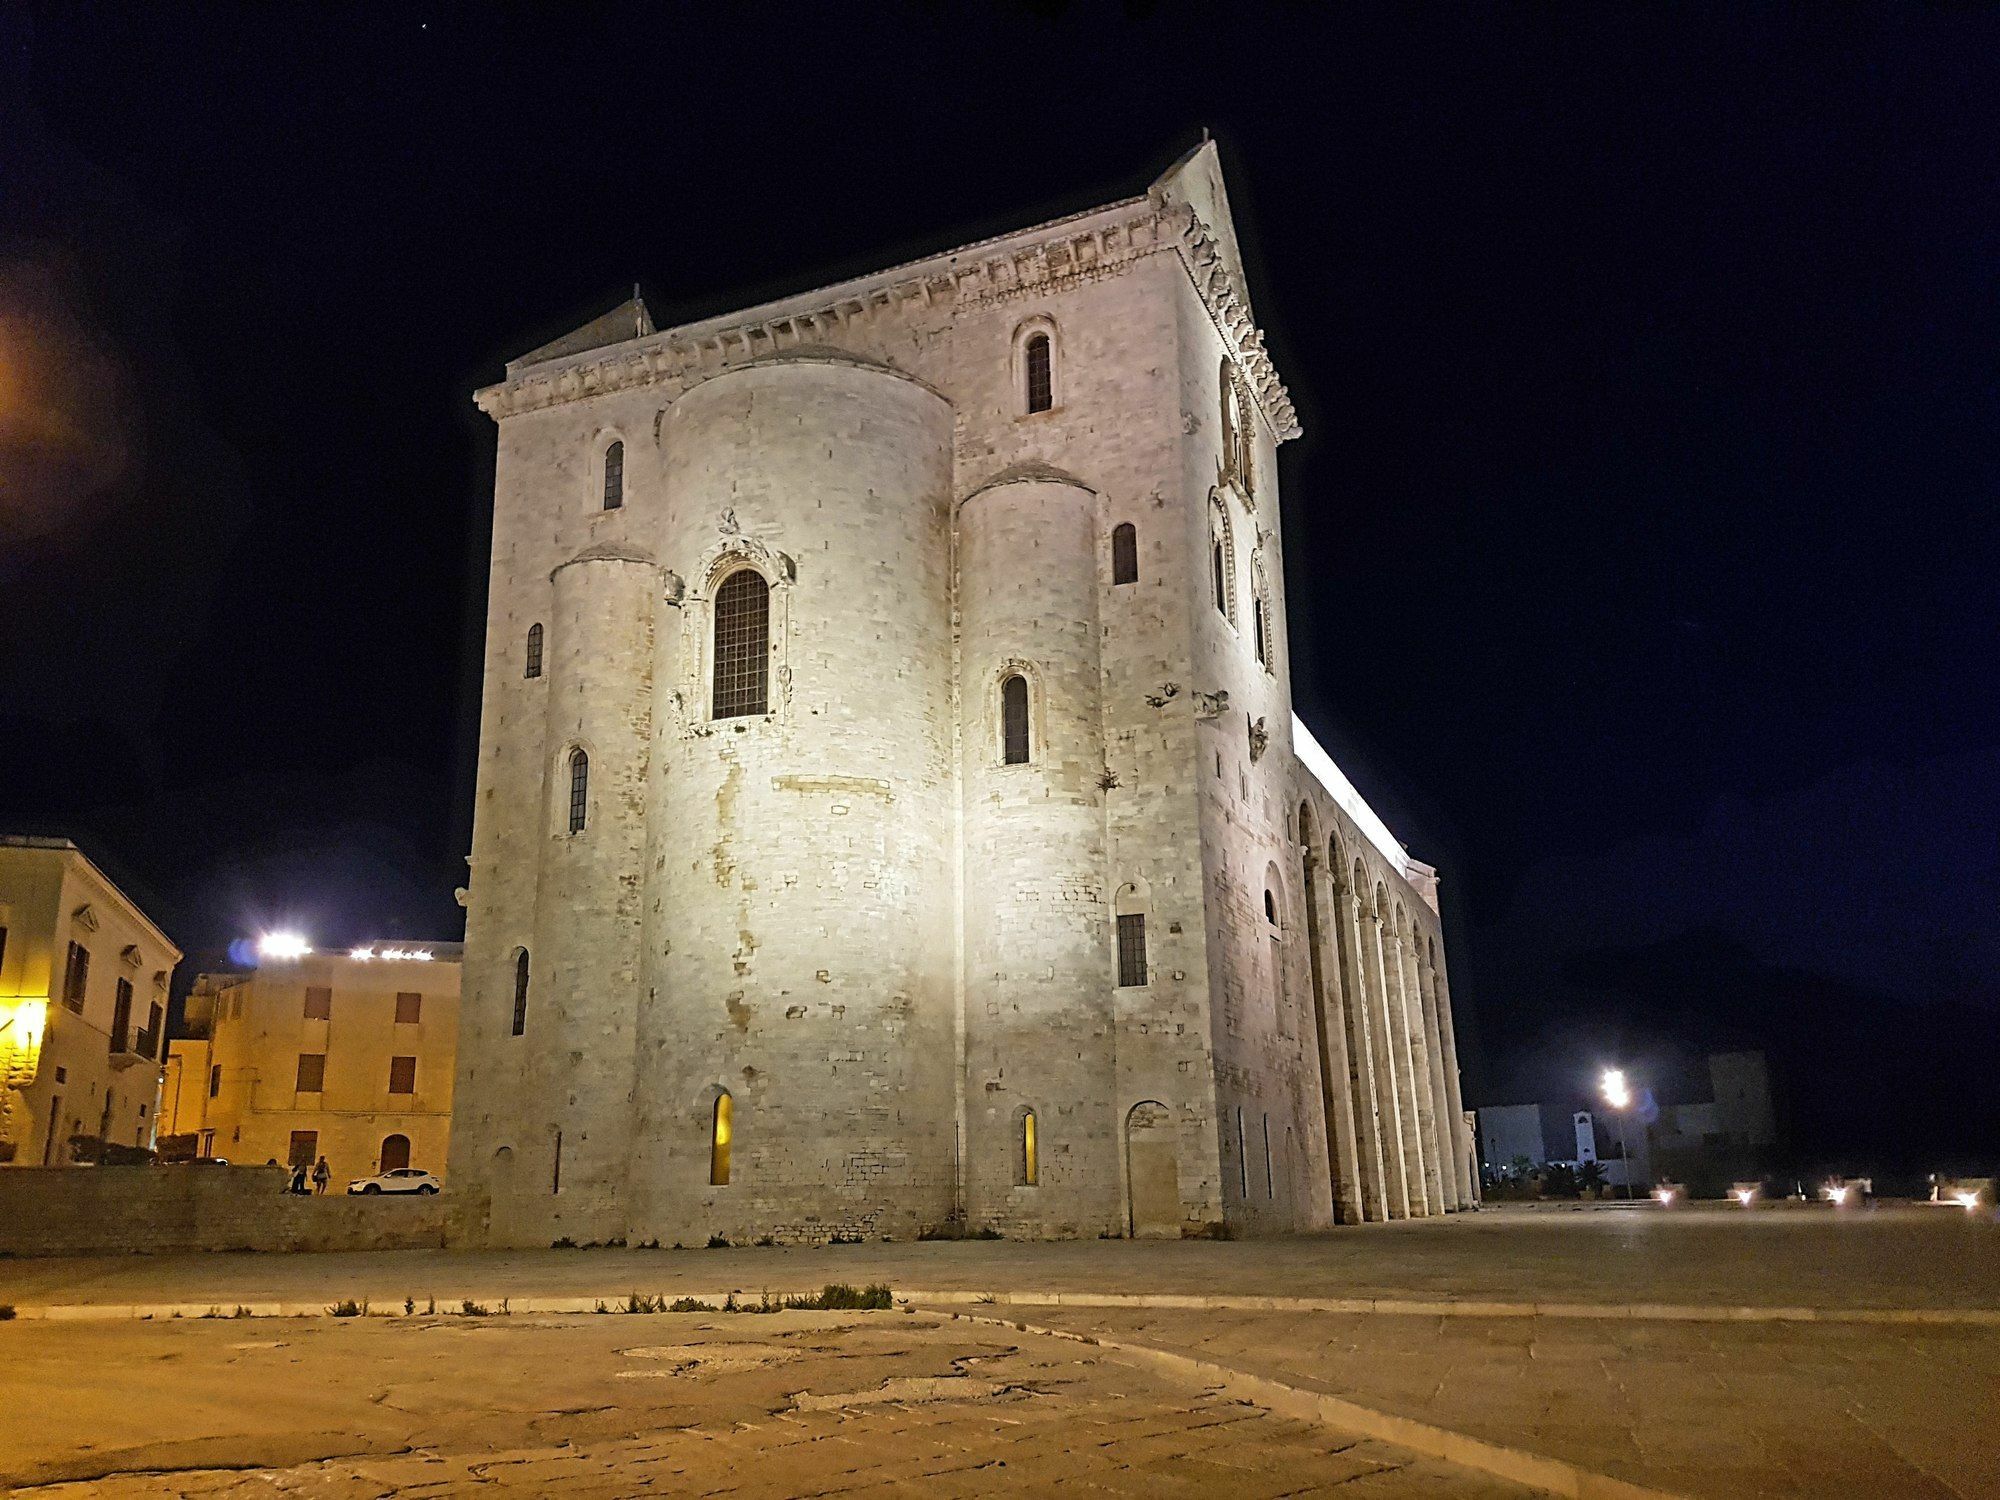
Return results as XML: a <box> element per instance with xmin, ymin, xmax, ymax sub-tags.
<box><xmin>602</xmin><ymin>440</ymin><xmax>624</xmax><ymax>510</ymax></box>
<box><xmin>1017</xmin><ymin>1108</ymin><xmax>1039</xmax><ymax>1186</ymax></box>
<box><xmin>712</xmin><ymin>568</ymin><xmax>771</xmax><ymax>718</ymax></box>
<box><xmin>1220</xmin><ymin>360</ymin><xmax>1253</xmax><ymax>495</ymax></box>
<box><xmin>1000</xmin><ymin>674</ymin><xmax>1030</xmax><ymax>764</ymax></box>
<box><xmin>511</xmin><ymin>948</ymin><xmax>529</xmax><ymax>1036</ymax></box>
<box><xmin>566</xmin><ymin>749</ymin><xmax>588</xmax><ymax>833</ymax></box>
<box><xmin>709</xmin><ymin>1092</ymin><xmax>732</xmax><ymax>1186</ymax></box>
<box><xmin>1024</xmin><ymin>333</ymin><xmax>1053</xmax><ymax>413</ymax></box>
<box><xmin>524</xmin><ymin>623</ymin><xmax>543</xmax><ymax>679</ymax></box>
<box><xmin>1111</xmin><ymin>522</ymin><xmax>1138</xmax><ymax>585</ymax></box>
<box><xmin>1209</xmin><ymin>497</ymin><xmax>1235</xmax><ymax>622</ymax></box>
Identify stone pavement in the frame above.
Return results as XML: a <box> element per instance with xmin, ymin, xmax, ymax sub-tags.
<box><xmin>0</xmin><ymin>1311</ymin><xmax>1528</xmax><ymax>1498</ymax></box>
<box><xmin>4</xmin><ymin>1203</ymin><xmax>1995</xmax><ymax>1315</ymax></box>
<box><xmin>998</xmin><ymin>1304</ymin><xmax>2000</xmax><ymax>1500</ymax></box>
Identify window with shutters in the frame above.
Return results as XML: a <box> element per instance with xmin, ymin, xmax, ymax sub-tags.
<box><xmin>711</xmin><ymin>568</ymin><xmax>770</xmax><ymax>718</ymax></box>
<box><xmin>1000</xmin><ymin>674</ymin><xmax>1030</xmax><ymax>765</ymax></box>
<box><xmin>1116</xmin><ymin>913</ymin><xmax>1149</xmax><ymax>988</ymax></box>
<box><xmin>389</xmin><ymin>1055</ymin><xmax>417</xmax><ymax>1094</ymax></box>
<box><xmin>139</xmin><ymin>1002</ymin><xmax>162</xmax><ymax>1058</ymax></box>
<box><xmin>602</xmin><ymin>440</ymin><xmax>624</xmax><ymax>509</ymax></box>
<box><xmin>525</xmin><ymin>623</ymin><xmax>543</xmax><ymax>679</ymax></box>
<box><xmin>1111</xmin><ymin>522</ymin><xmax>1138</xmax><ymax>585</ymax></box>
<box><xmin>62</xmin><ymin>941</ymin><xmax>90</xmax><ymax>1013</ymax></box>
<box><xmin>395</xmin><ymin>991</ymin><xmax>422</xmax><ymax>1025</ymax></box>
<box><xmin>110</xmin><ymin>978</ymin><xmax>133</xmax><ymax>1053</ymax></box>
<box><xmin>567</xmin><ymin>748</ymin><xmax>589</xmax><ymax>833</ymax></box>
<box><xmin>296</xmin><ymin>1053</ymin><xmax>326</xmax><ymax>1093</ymax></box>
<box><xmin>208</xmin><ymin>1064</ymin><xmax>221</xmax><ymax>1098</ymax></box>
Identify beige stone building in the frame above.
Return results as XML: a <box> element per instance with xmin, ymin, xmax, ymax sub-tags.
<box><xmin>450</xmin><ymin>143</ymin><xmax>1476</xmax><ymax>1247</ymax></box>
<box><xmin>161</xmin><ymin>943</ymin><xmax>460</xmax><ymax>1184</ymax></box>
<box><xmin>0</xmin><ymin>836</ymin><xmax>181</xmax><ymax>1166</ymax></box>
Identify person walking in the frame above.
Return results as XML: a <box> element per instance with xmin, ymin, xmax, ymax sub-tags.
<box><xmin>312</xmin><ymin>1156</ymin><xmax>331</xmax><ymax>1195</ymax></box>
<box><xmin>289</xmin><ymin>1160</ymin><xmax>309</xmax><ymax>1195</ymax></box>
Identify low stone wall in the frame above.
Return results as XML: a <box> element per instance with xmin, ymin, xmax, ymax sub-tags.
<box><xmin>0</xmin><ymin>1166</ymin><xmax>447</xmax><ymax>1258</ymax></box>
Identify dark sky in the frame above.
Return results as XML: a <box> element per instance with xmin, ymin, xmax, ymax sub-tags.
<box><xmin>3</xmin><ymin>5</ymin><xmax>1994</xmax><ymax>1172</ymax></box>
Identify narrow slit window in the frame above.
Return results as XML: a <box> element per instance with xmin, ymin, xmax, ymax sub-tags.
<box><xmin>525</xmin><ymin>623</ymin><xmax>543</xmax><ymax>679</ymax></box>
<box><xmin>712</xmin><ymin>569</ymin><xmax>770</xmax><ymax>718</ymax></box>
<box><xmin>1253</xmin><ymin>594</ymin><xmax>1269</xmax><ymax>665</ymax></box>
<box><xmin>710</xmin><ymin>1092</ymin><xmax>733</xmax><ymax>1185</ymax></box>
<box><xmin>602</xmin><ymin>440</ymin><xmax>623</xmax><ymax>510</ymax></box>
<box><xmin>1112</xmin><ymin>522</ymin><xmax>1138</xmax><ymax>585</ymax></box>
<box><xmin>1000</xmin><ymin>675</ymin><xmax>1030</xmax><ymax>764</ymax></box>
<box><xmin>511</xmin><ymin>949</ymin><xmax>530</xmax><ymax>1036</ymax></box>
<box><xmin>567</xmin><ymin>749</ymin><xmax>589</xmax><ymax>833</ymax></box>
<box><xmin>1024</xmin><ymin>333</ymin><xmax>1053</xmax><ymax>413</ymax></box>
<box><xmin>1018</xmin><ymin>1110</ymin><xmax>1039</xmax><ymax>1186</ymax></box>
<box><xmin>1212</xmin><ymin>541</ymin><xmax>1228</xmax><ymax>617</ymax></box>
<box><xmin>1116</xmin><ymin>913</ymin><xmax>1148</xmax><ymax>988</ymax></box>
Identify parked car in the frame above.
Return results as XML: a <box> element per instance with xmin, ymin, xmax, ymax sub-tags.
<box><xmin>347</xmin><ymin>1167</ymin><xmax>441</xmax><ymax>1196</ymax></box>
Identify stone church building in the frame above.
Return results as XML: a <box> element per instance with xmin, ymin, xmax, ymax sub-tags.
<box><xmin>448</xmin><ymin>143</ymin><xmax>1475</xmax><ymax>1247</ymax></box>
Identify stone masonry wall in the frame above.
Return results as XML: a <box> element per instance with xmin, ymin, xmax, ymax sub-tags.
<box><xmin>0</xmin><ymin>1167</ymin><xmax>445</xmax><ymax>1259</ymax></box>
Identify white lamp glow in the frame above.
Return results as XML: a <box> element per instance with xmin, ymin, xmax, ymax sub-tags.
<box><xmin>258</xmin><ymin>932</ymin><xmax>311</xmax><ymax>960</ymax></box>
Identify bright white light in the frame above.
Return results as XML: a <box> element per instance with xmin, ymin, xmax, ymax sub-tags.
<box><xmin>1953</xmin><ymin>1191</ymin><xmax>1980</xmax><ymax>1211</ymax></box>
<box><xmin>258</xmin><ymin>932</ymin><xmax>311</xmax><ymax>960</ymax></box>
<box><xmin>1654</xmin><ymin>1187</ymin><xmax>1676</xmax><ymax>1206</ymax></box>
<box><xmin>1601</xmin><ymin>1069</ymin><xmax>1631</xmax><ymax>1110</ymax></box>
<box><xmin>349</xmin><ymin>945</ymin><xmax>433</xmax><ymax>962</ymax></box>
<box><xmin>1734</xmin><ymin>1189</ymin><xmax>1756</xmax><ymax>1206</ymax></box>
<box><xmin>1825</xmin><ymin>1183</ymin><xmax>1851</xmax><ymax>1207</ymax></box>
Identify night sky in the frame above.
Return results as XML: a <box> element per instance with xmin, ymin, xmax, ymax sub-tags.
<box><xmin>3</xmin><ymin>6</ymin><xmax>1994</xmax><ymax>1175</ymax></box>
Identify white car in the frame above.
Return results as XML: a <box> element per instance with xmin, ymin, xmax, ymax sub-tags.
<box><xmin>347</xmin><ymin>1167</ymin><xmax>441</xmax><ymax>1196</ymax></box>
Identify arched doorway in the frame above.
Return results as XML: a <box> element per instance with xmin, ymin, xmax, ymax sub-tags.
<box><xmin>380</xmin><ymin>1133</ymin><xmax>412</xmax><ymax>1173</ymax></box>
<box><xmin>1125</xmin><ymin>1101</ymin><xmax>1180</xmax><ymax>1238</ymax></box>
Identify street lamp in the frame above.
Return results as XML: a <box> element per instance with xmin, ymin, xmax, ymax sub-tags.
<box><xmin>1600</xmin><ymin>1068</ymin><xmax>1635</xmax><ymax>1200</ymax></box>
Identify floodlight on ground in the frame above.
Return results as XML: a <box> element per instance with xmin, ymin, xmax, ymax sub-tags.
<box><xmin>1732</xmin><ymin>1184</ymin><xmax>1759</xmax><ymax>1207</ymax></box>
<box><xmin>258</xmin><ymin>932</ymin><xmax>312</xmax><ymax>960</ymax></box>
<box><xmin>1824</xmin><ymin>1182</ymin><xmax>1851</xmax><ymax>1207</ymax></box>
<box><xmin>1654</xmin><ymin>1185</ymin><xmax>1677</xmax><ymax>1206</ymax></box>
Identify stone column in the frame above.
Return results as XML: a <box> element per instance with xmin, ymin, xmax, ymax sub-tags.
<box><xmin>1410</xmin><ymin>938</ymin><xmax>1457</xmax><ymax>1211</ymax></box>
<box><xmin>1300</xmin><ymin>851</ymin><xmax>1363</xmax><ymax>1225</ymax></box>
<box><xmin>1361</xmin><ymin>908</ymin><xmax>1415</xmax><ymax>1218</ymax></box>
<box><xmin>1333</xmin><ymin>886</ymin><xmax>1390</xmax><ymax>1222</ymax></box>
<box><xmin>1388</xmin><ymin>926</ymin><xmax>1438</xmax><ymax>1216</ymax></box>
<box><xmin>1430</xmin><ymin>943</ymin><xmax>1476</xmax><ymax>1206</ymax></box>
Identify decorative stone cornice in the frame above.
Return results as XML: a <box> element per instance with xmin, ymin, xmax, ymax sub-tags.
<box><xmin>1161</xmin><ymin>203</ymin><xmax>1301</xmax><ymax>442</ymax></box>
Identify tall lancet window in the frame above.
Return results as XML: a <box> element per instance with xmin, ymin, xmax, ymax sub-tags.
<box><xmin>567</xmin><ymin>748</ymin><xmax>589</xmax><ymax>833</ymax></box>
<box><xmin>1024</xmin><ymin>333</ymin><xmax>1053</xmax><ymax>413</ymax></box>
<box><xmin>712</xmin><ymin>568</ymin><xmax>771</xmax><ymax>718</ymax></box>
<box><xmin>524</xmin><ymin>623</ymin><xmax>543</xmax><ymax>679</ymax></box>
<box><xmin>1001</xmin><ymin>674</ymin><xmax>1030</xmax><ymax>765</ymax></box>
<box><xmin>602</xmin><ymin>440</ymin><xmax>624</xmax><ymax>510</ymax></box>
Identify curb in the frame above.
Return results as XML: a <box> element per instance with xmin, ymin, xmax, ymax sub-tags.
<box><xmin>4</xmin><ymin>1288</ymin><xmax>1996</xmax><ymax>1328</ymax></box>
<box><xmin>939</xmin><ymin>1308</ymin><xmax>1685</xmax><ymax>1500</ymax></box>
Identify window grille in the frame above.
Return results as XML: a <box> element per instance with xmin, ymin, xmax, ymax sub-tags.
<box><xmin>1116</xmin><ymin>913</ymin><xmax>1149</xmax><ymax>988</ymax></box>
<box><xmin>712</xmin><ymin>569</ymin><xmax>771</xmax><ymax>718</ymax></box>
<box><xmin>567</xmin><ymin>749</ymin><xmax>589</xmax><ymax>833</ymax></box>
<box><xmin>525</xmin><ymin>623</ymin><xmax>543</xmax><ymax>679</ymax></box>
<box><xmin>602</xmin><ymin>440</ymin><xmax>623</xmax><ymax>510</ymax></box>
<box><xmin>1112</xmin><ymin>522</ymin><xmax>1138</xmax><ymax>585</ymax></box>
<box><xmin>1025</xmin><ymin>333</ymin><xmax>1053</xmax><ymax>413</ymax></box>
<box><xmin>1001</xmin><ymin>675</ymin><xmax>1030</xmax><ymax>764</ymax></box>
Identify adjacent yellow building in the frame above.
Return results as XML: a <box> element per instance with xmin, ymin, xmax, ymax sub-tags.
<box><xmin>161</xmin><ymin>942</ymin><xmax>460</xmax><ymax>1185</ymax></box>
<box><xmin>0</xmin><ymin>836</ymin><xmax>182</xmax><ymax>1166</ymax></box>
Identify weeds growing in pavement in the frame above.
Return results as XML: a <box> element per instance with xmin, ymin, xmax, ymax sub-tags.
<box><xmin>329</xmin><ymin>1299</ymin><xmax>367</xmax><ymax>1317</ymax></box>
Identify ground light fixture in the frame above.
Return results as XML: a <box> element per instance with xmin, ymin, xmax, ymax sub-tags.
<box><xmin>1823</xmin><ymin>1181</ymin><xmax>1853</xmax><ymax>1207</ymax></box>
<box><xmin>1653</xmin><ymin>1185</ymin><xmax>1677</xmax><ymax>1206</ymax></box>
<box><xmin>1599</xmin><ymin>1068</ymin><xmax>1636</xmax><ymax>1199</ymax></box>
<box><xmin>257</xmin><ymin>932</ymin><xmax>312</xmax><ymax>960</ymax></box>
<box><xmin>1732</xmin><ymin>1183</ymin><xmax>1760</xmax><ymax>1207</ymax></box>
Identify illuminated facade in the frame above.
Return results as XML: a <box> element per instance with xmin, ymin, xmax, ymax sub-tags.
<box><xmin>452</xmin><ymin>143</ymin><xmax>1475</xmax><ymax>1247</ymax></box>
<box><xmin>160</xmin><ymin>944</ymin><xmax>460</xmax><ymax>1183</ymax></box>
<box><xmin>0</xmin><ymin>836</ymin><xmax>181</xmax><ymax>1166</ymax></box>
